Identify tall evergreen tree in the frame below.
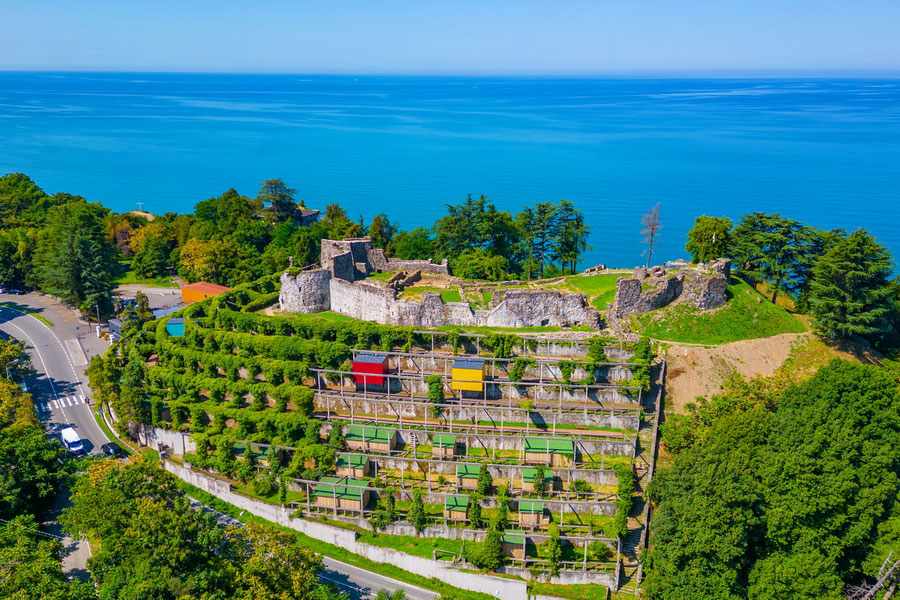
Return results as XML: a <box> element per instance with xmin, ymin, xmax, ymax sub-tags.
<box><xmin>553</xmin><ymin>199</ymin><xmax>591</xmax><ymax>274</ymax></box>
<box><xmin>256</xmin><ymin>179</ymin><xmax>299</xmax><ymax>222</ymax></box>
<box><xmin>809</xmin><ymin>229</ymin><xmax>894</xmax><ymax>339</ymax></box>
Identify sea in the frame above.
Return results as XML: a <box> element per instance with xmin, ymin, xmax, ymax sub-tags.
<box><xmin>1</xmin><ymin>72</ymin><xmax>898</xmax><ymax>270</ymax></box>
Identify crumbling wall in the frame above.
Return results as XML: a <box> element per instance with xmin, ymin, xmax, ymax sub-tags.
<box><xmin>487</xmin><ymin>290</ymin><xmax>602</xmax><ymax>329</ymax></box>
<box><xmin>608</xmin><ymin>260</ymin><xmax>730</xmax><ymax>320</ymax></box>
<box><xmin>279</xmin><ymin>269</ymin><xmax>332</xmax><ymax>313</ymax></box>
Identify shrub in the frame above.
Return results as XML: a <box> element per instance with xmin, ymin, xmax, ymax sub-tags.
<box><xmin>508</xmin><ymin>357</ymin><xmax>534</xmax><ymax>383</ymax></box>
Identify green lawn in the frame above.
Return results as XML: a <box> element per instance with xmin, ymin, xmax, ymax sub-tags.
<box><xmin>631</xmin><ymin>280</ymin><xmax>807</xmax><ymax>345</ymax></box>
<box><xmin>565</xmin><ymin>273</ymin><xmax>624</xmax><ymax>311</ymax></box>
<box><xmin>113</xmin><ymin>268</ymin><xmax>177</xmax><ymax>288</ymax></box>
<box><xmin>440</xmin><ymin>288</ymin><xmax>462</xmax><ymax>303</ymax></box>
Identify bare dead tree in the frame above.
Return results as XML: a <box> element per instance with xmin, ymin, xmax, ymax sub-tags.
<box><xmin>641</xmin><ymin>203</ymin><xmax>662</xmax><ymax>268</ymax></box>
<box><xmin>845</xmin><ymin>552</ymin><xmax>899</xmax><ymax>600</ymax></box>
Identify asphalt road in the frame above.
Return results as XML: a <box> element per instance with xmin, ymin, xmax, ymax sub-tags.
<box><xmin>1</xmin><ymin>291</ymin><xmax>439</xmax><ymax>600</ymax></box>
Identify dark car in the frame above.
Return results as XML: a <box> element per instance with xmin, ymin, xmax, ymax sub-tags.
<box><xmin>6</xmin><ymin>288</ymin><xmax>25</xmax><ymax>295</ymax></box>
<box><xmin>100</xmin><ymin>442</ymin><xmax>125</xmax><ymax>458</ymax></box>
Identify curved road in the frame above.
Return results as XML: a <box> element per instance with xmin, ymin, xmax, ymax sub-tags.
<box><xmin>0</xmin><ymin>292</ymin><xmax>437</xmax><ymax>600</ymax></box>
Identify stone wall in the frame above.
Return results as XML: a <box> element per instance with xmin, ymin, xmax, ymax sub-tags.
<box><xmin>279</xmin><ymin>269</ymin><xmax>331</xmax><ymax>313</ymax></box>
<box><xmin>608</xmin><ymin>259</ymin><xmax>730</xmax><ymax>320</ymax></box>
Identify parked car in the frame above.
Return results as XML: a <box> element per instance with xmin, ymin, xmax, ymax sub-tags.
<box><xmin>60</xmin><ymin>427</ymin><xmax>85</xmax><ymax>455</ymax></box>
<box><xmin>6</xmin><ymin>288</ymin><xmax>25</xmax><ymax>295</ymax></box>
<box><xmin>100</xmin><ymin>442</ymin><xmax>125</xmax><ymax>458</ymax></box>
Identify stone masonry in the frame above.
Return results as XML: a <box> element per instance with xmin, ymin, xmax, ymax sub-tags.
<box><xmin>280</xmin><ymin>237</ymin><xmax>603</xmax><ymax>329</ymax></box>
<box><xmin>607</xmin><ymin>258</ymin><xmax>730</xmax><ymax>322</ymax></box>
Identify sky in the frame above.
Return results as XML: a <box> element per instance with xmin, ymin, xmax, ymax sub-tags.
<box><xmin>2</xmin><ymin>0</ymin><xmax>899</xmax><ymax>74</ymax></box>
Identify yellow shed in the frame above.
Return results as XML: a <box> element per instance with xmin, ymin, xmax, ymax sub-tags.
<box><xmin>451</xmin><ymin>358</ymin><xmax>485</xmax><ymax>392</ymax></box>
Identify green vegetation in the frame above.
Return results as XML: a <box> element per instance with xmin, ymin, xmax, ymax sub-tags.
<box><xmin>111</xmin><ymin>267</ymin><xmax>176</xmax><ymax>287</ymax></box>
<box><xmin>631</xmin><ymin>280</ymin><xmax>806</xmax><ymax>345</ymax></box>
<box><xmin>648</xmin><ymin>360</ymin><xmax>900</xmax><ymax>600</ymax></box>
<box><xmin>565</xmin><ymin>272</ymin><xmax>622</xmax><ymax>311</ymax></box>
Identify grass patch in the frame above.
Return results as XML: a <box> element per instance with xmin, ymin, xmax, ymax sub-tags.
<box><xmin>440</xmin><ymin>288</ymin><xmax>462</xmax><ymax>303</ymax></box>
<box><xmin>175</xmin><ymin>480</ymin><xmax>495</xmax><ymax>600</ymax></box>
<box><xmin>113</xmin><ymin>268</ymin><xmax>177</xmax><ymax>288</ymax></box>
<box><xmin>528</xmin><ymin>581</ymin><xmax>610</xmax><ymax>600</ymax></box>
<box><xmin>357</xmin><ymin>530</ymin><xmax>464</xmax><ymax>560</ymax></box>
<box><xmin>565</xmin><ymin>273</ymin><xmax>623</xmax><ymax>312</ymax></box>
<box><xmin>0</xmin><ymin>302</ymin><xmax>54</xmax><ymax>326</ymax></box>
<box><xmin>631</xmin><ymin>280</ymin><xmax>807</xmax><ymax>345</ymax></box>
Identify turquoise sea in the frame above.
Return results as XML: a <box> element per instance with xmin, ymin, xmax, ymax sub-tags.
<box><xmin>1</xmin><ymin>72</ymin><xmax>898</xmax><ymax>269</ymax></box>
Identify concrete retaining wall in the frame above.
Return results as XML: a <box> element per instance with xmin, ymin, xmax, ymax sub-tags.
<box><xmin>163</xmin><ymin>460</ymin><xmax>529</xmax><ymax>599</ymax></box>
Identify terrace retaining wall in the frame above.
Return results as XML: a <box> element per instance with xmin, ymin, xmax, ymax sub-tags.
<box><xmin>163</xmin><ymin>461</ymin><xmax>530</xmax><ymax>599</ymax></box>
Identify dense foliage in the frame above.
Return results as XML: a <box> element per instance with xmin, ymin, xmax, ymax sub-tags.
<box><xmin>648</xmin><ymin>360</ymin><xmax>900</xmax><ymax>600</ymax></box>
<box><xmin>61</xmin><ymin>458</ymin><xmax>343</xmax><ymax>600</ymax></box>
<box><xmin>685</xmin><ymin>212</ymin><xmax>899</xmax><ymax>350</ymax></box>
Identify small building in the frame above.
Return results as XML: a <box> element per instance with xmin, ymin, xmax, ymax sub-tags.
<box><xmin>456</xmin><ymin>463</ymin><xmax>481</xmax><ymax>490</ymax></box>
<box><xmin>257</xmin><ymin>444</ymin><xmax>284</xmax><ymax>467</ymax></box>
<box><xmin>344</xmin><ymin>425</ymin><xmax>398</xmax><ymax>453</ymax></box>
<box><xmin>181</xmin><ymin>281</ymin><xmax>232</xmax><ymax>304</ymax></box>
<box><xmin>521</xmin><ymin>468</ymin><xmax>554</xmax><ymax>493</ymax></box>
<box><xmin>517</xmin><ymin>500</ymin><xmax>546</xmax><ymax>528</ymax></box>
<box><xmin>351</xmin><ymin>352</ymin><xmax>390</xmax><ymax>387</ymax></box>
<box><xmin>501</xmin><ymin>530</ymin><xmax>528</xmax><ymax>559</ymax></box>
<box><xmin>336</xmin><ymin>454</ymin><xmax>371</xmax><ymax>478</ymax></box>
<box><xmin>431</xmin><ymin>433</ymin><xmax>457</xmax><ymax>458</ymax></box>
<box><xmin>151</xmin><ymin>305</ymin><xmax>185</xmax><ymax>319</ymax></box>
<box><xmin>444</xmin><ymin>495</ymin><xmax>469</xmax><ymax>521</ymax></box>
<box><xmin>451</xmin><ymin>358</ymin><xmax>485</xmax><ymax>392</ymax></box>
<box><xmin>313</xmin><ymin>477</ymin><xmax>370</xmax><ymax>511</ymax></box>
<box><xmin>524</xmin><ymin>437</ymin><xmax>576</xmax><ymax>467</ymax></box>
<box><xmin>299</xmin><ymin>208</ymin><xmax>321</xmax><ymax>227</ymax></box>
<box><xmin>165</xmin><ymin>317</ymin><xmax>186</xmax><ymax>337</ymax></box>
<box><xmin>107</xmin><ymin>318</ymin><xmax>123</xmax><ymax>338</ymax></box>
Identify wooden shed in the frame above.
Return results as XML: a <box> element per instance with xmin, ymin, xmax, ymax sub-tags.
<box><xmin>352</xmin><ymin>352</ymin><xmax>390</xmax><ymax>387</ymax></box>
<box><xmin>431</xmin><ymin>433</ymin><xmax>457</xmax><ymax>458</ymax></box>
<box><xmin>456</xmin><ymin>463</ymin><xmax>481</xmax><ymax>489</ymax></box>
<box><xmin>524</xmin><ymin>437</ymin><xmax>575</xmax><ymax>467</ymax></box>
<box><xmin>451</xmin><ymin>358</ymin><xmax>485</xmax><ymax>392</ymax></box>
<box><xmin>443</xmin><ymin>495</ymin><xmax>469</xmax><ymax>521</ymax></box>
<box><xmin>313</xmin><ymin>477</ymin><xmax>370</xmax><ymax>511</ymax></box>
<box><xmin>181</xmin><ymin>281</ymin><xmax>231</xmax><ymax>304</ymax></box>
<box><xmin>521</xmin><ymin>468</ymin><xmax>554</xmax><ymax>493</ymax></box>
<box><xmin>336</xmin><ymin>454</ymin><xmax>371</xmax><ymax>478</ymax></box>
<box><xmin>344</xmin><ymin>425</ymin><xmax>398</xmax><ymax>453</ymax></box>
<box><xmin>501</xmin><ymin>531</ymin><xmax>528</xmax><ymax>559</ymax></box>
<box><xmin>517</xmin><ymin>500</ymin><xmax>546</xmax><ymax>528</ymax></box>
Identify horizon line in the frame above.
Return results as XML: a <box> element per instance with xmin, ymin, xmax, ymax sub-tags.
<box><xmin>2</xmin><ymin>68</ymin><xmax>900</xmax><ymax>80</ymax></box>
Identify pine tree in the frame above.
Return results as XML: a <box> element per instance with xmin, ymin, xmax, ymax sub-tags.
<box><xmin>809</xmin><ymin>229</ymin><xmax>894</xmax><ymax>339</ymax></box>
<box><xmin>476</xmin><ymin>464</ymin><xmax>493</xmax><ymax>495</ymax></box>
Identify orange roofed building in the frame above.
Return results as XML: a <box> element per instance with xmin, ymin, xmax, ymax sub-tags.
<box><xmin>181</xmin><ymin>282</ymin><xmax>231</xmax><ymax>304</ymax></box>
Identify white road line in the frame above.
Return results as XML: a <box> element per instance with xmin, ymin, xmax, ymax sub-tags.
<box><xmin>80</xmin><ymin>394</ymin><xmax>86</xmax><ymax>404</ymax></box>
<box><xmin>52</xmin><ymin>400</ymin><xmax>60</xmax><ymax>410</ymax></box>
<box><xmin>66</xmin><ymin>397</ymin><xmax>72</xmax><ymax>407</ymax></box>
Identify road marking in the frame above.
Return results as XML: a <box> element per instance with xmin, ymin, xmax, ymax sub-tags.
<box><xmin>52</xmin><ymin>400</ymin><xmax>60</xmax><ymax>410</ymax></box>
<box><xmin>80</xmin><ymin>394</ymin><xmax>86</xmax><ymax>404</ymax></box>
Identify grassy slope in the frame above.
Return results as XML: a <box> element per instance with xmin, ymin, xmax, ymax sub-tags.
<box><xmin>631</xmin><ymin>280</ymin><xmax>807</xmax><ymax>345</ymax></box>
<box><xmin>113</xmin><ymin>268</ymin><xmax>177</xmax><ymax>287</ymax></box>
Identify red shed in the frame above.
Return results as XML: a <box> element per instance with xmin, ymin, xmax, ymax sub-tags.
<box><xmin>352</xmin><ymin>352</ymin><xmax>389</xmax><ymax>386</ymax></box>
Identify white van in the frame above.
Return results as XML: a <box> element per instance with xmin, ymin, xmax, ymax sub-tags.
<box><xmin>60</xmin><ymin>427</ymin><xmax>85</xmax><ymax>455</ymax></box>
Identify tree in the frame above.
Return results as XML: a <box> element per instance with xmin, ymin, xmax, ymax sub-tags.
<box><xmin>36</xmin><ymin>201</ymin><xmax>117</xmax><ymax>313</ymax></box>
<box><xmin>730</xmin><ymin>212</ymin><xmax>822</xmax><ymax>304</ymax></box>
<box><xmin>451</xmin><ymin>248</ymin><xmax>509</xmax><ymax>281</ymax></box>
<box><xmin>132</xmin><ymin>234</ymin><xmax>170</xmax><ymax>278</ymax></box>
<box><xmin>409</xmin><ymin>489</ymin><xmax>427</xmax><ymax>534</ymax></box>
<box><xmin>685</xmin><ymin>216</ymin><xmax>732</xmax><ymax>263</ymax></box>
<box><xmin>321</xmin><ymin>203</ymin><xmax>362</xmax><ymax>239</ymax></box>
<box><xmin>476</xmin><ymin>464</ymin><xmax>493</xmax><ymax>495</ymax></box>
<box><xmin>517</xmin><ymin>201</ymin><xmax>560</xmax><ymax>278</ymax></box>
<box><xmin>391</xmin><ymin>227</ymin><xmax>433</xmax><ymax>260</ymax></box>
<box><xmin>546</xmin><ymin>523</ymin><xmax>563</xmax><ymax>576</ymax></box>
<box><xmin>809</xmin><ymin>229</ymin><xmax>894</xmax><ymax>340</ymax></box>
<box><xmin>256</xmin><ymin>179</ymin><xmax>299</xmax><ymax>222</ymax></box>
<box><xmin>467</xmin><ymin>496</ymin><xmax>485</xmax><ymax>529</ymax></box>
<box><xmin>552</xmin><ymin>200</ymin><xmax>591</xmax><ymax>274</ymax></box>
<box><xmin>368</xmin><ymin>214</ymin><xmax>397</xmax><ymax>250</ymax></box>
<box><xmin>468</xmin><ymin>529</ymin><xmax>504</xmax><ymax>571</ymax></box>
<box><xmin>641</xmin><ymin>203</ymin><xmax>662</xmax><ymax>268</ymax></box>
<box><xmin>532</xmin><ymin>465</ymin><xmax>548</xmax><ymax>497</ymax></box>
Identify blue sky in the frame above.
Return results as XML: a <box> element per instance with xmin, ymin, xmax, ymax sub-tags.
<box><xmin>3</xmin><ymin>0</ymin><xmax>899</xmax><ymax>74</ymax></box>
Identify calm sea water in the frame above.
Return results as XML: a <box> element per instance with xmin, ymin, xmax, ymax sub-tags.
<box><xmin>1</xmin><ymin>72</ymin><xmax>899</xmax><ymax>269</ymax></box>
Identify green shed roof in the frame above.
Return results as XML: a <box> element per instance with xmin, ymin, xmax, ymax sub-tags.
<box><xmin>518</xmin><ymin>500</ymin><xmax>544</xmax><ymax>514</ymax></box>
<box><xmin>313</xmin><ymin>477</ymin><xmax>368</xmax><ymax>501</ymax></box>
<box><xmin>502</xmin><ymin>530</ymin><xmax>527</xmax><ymax>545</ymax></box>
<box><xmin>336</xmin><ymin>455</ymin><xmax>369</xmax><ymax>468</ymax></box>
<box><xmin>432</xmin><ymin>433</ymin><xmax>457</xmax><ymax>448</ymax></box>
<box><xmin>444</xmin><ymin>495</ymin><xmax>469</xmax><ymax>511</ymax></box>
<box><xmin>523</xmin><ymin>437</ymin><xmax>575</xmax><ymax>456</ymax></box>
<box><xmin>456</xmin><ymin>463</ymin><xmax>481</xmax><ymax>478</ymax></box>
<box><xmin>345</xmin><ymin>426</ymin><xmax>397</xmax><ymax>443</ymax></box>
<box><xmin>522</xmin><ymin>468</ymin><xmax>553</xmax><ymax>483</ymax></box>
